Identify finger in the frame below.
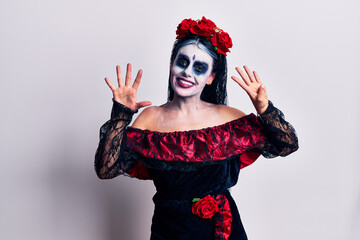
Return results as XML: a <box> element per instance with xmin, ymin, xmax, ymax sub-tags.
<box><xmin>256</xmin><ymin>85</ymin><xmax>269</xmax><ymax>111</ymax></box>
<box><xmin>132</xmin><ymin>69</ymin><xmax>143</xmax><ymax>90</ymax></box>
<box><xmin>244</xmin><ymin>65</ymin><xmax>255</xmax><ymax>82</ymax></box>
<box><xmin>257</xmin><ymin>84</ymin><xmax>266</xmax><ymax>95</ymax></box>
<box><xmin>116</xmin><ymin>65</ymin><xmax>123</xmax><ymax>87</ymax></box>
<box><xmin>104</xmin><ymin>77</ymin><xmax>116</xmax><ymax>92</ymax></box>
<box><xmin>253</xmin><ymin>71</ymin><xmax>263</xmax><ymax>84</ymax></box>
<box><xmin>235</xmin><ymin>67</ymin><xmax>251</xmax><ymax>86</ymax></box>
<box><xmin>231</xmin><ymin>76</ymin><xmax>251</xmax><ymax>93</ymax></box>
<box><xmin>125</xmin><ymin>63</ymin><xmax>132</xmax><ymax>86</ymax></box>
<box><xmin>137</xmin><ymin>101</ymin><xmax>152</xmax><ymax>109</ymax></box>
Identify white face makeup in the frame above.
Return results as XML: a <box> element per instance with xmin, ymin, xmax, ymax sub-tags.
<box><xmin>170</xmin><ymin>44</ymin><xmax>214</xmax><ymax>99</ymax></box>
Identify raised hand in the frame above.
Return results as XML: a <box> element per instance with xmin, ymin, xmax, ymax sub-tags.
<box><xmin>231</xmin><ymin>65</ymin><xmax>269</xmax><ymax>114</ymax></box>
<box><xmin>104</xmin><ymin>64</ymin><xmax>152</xmax><ymax>111</ymax></box>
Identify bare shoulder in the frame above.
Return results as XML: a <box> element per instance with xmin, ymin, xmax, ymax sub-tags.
<box><xmin>131</xmin><ymin>106</ymin><xmax>162</xmax><ymax>129</ymax></box>
<box><xmin>216</xmin><ymin>105</ymin><xmax>247</xmax><ymax>122</ymax></box>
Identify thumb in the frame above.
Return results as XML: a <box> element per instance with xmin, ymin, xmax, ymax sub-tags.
<box><xmin>257</xmin><ymin>85</ymin><xmax>266</xmax><ymax>96</ymax></box>
<box><xmin>137</xmin><ymin>101</ymin><xmax>152</xmax><ymax>109</ymax></box>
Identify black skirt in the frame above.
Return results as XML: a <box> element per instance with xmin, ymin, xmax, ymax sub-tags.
<box><xmin>150</xmin><ymin>190</ymin><xmax>248</xmax><ymax>240</ymax></box>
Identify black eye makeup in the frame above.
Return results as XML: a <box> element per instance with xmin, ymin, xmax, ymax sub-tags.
<box><xmin>193</xmin><ymin>62</ymin><xmax>209</xmax><ymax>75</ymax></box>
<box><xmin>175</xmin><ymin>54</ymin><xmax>189</xmax><ymax>69</ymax></box>
<box><xmin>175</xmin><ymin>53</ymin><xmax>210</xmax><ymax>75</ymax></box>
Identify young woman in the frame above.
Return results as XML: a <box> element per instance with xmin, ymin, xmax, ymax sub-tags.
<box><xmin>95</xmin><ymin>17</ymin><xmax>298</xmax><ymax>240</ymax></box>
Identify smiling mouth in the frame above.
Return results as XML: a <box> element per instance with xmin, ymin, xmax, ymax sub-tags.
<box><xmin>176</xmin><ymin>77</ymin><xmax>195</xmax><ymax>88</ymax></box>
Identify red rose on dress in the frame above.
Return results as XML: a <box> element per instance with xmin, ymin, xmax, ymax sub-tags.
<box><xmin>176</xmin><ymin>18</ymin><xmax>197</xmax><ymax>39</ymax></box>
<box><xmin>192</xmin><ymin>195</ymin><xmax>219</xmax><ymax>219</ymax></box>
<box><xmin>190</xmin><ymin>16</ymin><xmax>216</xmax><ymax>38</ymax></box>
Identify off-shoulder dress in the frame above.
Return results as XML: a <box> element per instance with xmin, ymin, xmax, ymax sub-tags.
<box><xmin>94</xmin><ymin>100</ymin><xmax>298</xmax><ymax>240</ymax></box>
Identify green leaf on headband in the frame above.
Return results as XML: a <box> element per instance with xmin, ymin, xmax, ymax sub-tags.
<box><xmin>192</xmin><ymin>198</ymin><xmax>200</xmax><ymax>202</ymax></box>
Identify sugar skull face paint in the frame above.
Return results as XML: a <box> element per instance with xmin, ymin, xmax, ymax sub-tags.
<box><xmin>170</xmin><ymin>44</ymin><xmax>214</xmax><ymax>98</ymax></box>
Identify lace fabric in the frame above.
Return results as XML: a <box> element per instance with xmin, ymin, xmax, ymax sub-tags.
<box><xmin>94</xmin><ymin>100</ymin><xmax>298</xmax><ymax>179</ymax></box>
<box><xmin>256</xmin><ymin>101</ymin><xmax>299</xmax><ymax>158</ymax></box>
<box><xmin>94</xmin><ymin>99</ymin><xmax>138</xmax><ymax>179</ymax></box>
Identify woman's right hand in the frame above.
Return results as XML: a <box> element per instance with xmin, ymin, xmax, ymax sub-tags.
<box><xmin>105</xmin><ymin>64</ymin><xmax>152</xmax><ymax>111</ymax></box>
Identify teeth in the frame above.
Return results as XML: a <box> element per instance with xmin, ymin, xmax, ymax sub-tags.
<box><xmin>179</xmin><ymin>79</ymin><xmax>193</xmax><ymax>86</ymax></box>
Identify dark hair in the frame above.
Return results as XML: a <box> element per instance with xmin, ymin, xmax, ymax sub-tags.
<box><xmin>167</xmin><ymin>34</ymin><xmax>228</xmax><ymax>105</ymax></box>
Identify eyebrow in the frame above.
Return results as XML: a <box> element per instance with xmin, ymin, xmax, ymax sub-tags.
<box><xmin>177</xmin><ymin>54</ymin><xmax>189</xmax><ymax>61</ymax></box>
<box><xmin>193</xmin><ymin>62</ymin><xmax>209</xmax><ymax>67</ymax></box>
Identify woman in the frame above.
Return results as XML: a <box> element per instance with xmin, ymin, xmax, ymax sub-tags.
<box><xmin>95</xmin><ymin>17</ymin><xmax>298</xmax><ymax>240</ymax></box>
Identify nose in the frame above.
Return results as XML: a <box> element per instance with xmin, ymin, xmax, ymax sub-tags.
<box><xmin>183</xmin><ymin>65</ymin><xmax>192</xmax><ymax>77</ymax></box>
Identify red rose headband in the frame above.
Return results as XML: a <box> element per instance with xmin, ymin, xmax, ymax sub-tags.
<box><xmin>175</xmin><ymin>17</ymin><xmax>233</xmax><ymax>56</ymax></box>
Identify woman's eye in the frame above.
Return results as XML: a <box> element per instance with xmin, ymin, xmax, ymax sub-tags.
<box><xmin>179</xmin><ymin>60</ymin><xmax>187</xmax><ymax>66</ymax></box>
<box><xmin>193</xmin><ymin>63</ymin><xmax>208</xmax><ymax>74</ymax></box>
<box><xmin>194</xmin><ymin>66</ymin><xmax>203</xmax><ymax>73</ymax></box>
<box><xmin>176</xmin><ymin>59</ymin><xmax>188</xmax><ymax>68</ymax></box>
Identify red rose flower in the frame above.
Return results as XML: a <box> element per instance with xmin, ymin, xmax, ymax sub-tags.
<box><xmin>175</xmin><ymin>17</ymin><xmax>233</xmax><ymax>57</ymax></box>
<box><xmin>210</xmin><ymin>31</ymin><xmax>233</xmax><ymax>56</ymax></box>
<box><xmin>192</xmin><ymin>195</ymin><xmax>219</xmax><ymax>219</ymax></box>
<box><xmin>176</xmin><ymin>18</ymin><xmax>197</xmax><ymax>39</ymax></box>
<box><xmin>190</xmin><ymin>16</ymin><xmax>216</xmax><ymax>38</ymax></box>
<box><xmin>217</xmin><ymin>32</ymin><xmax>232</xmax><ymax>55</ymax></box>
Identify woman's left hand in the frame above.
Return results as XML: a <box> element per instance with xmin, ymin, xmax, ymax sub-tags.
<box><xmin>231</xmin><ymin>65</ymin><xmax>269</xmax><ymax>114</ymax></box>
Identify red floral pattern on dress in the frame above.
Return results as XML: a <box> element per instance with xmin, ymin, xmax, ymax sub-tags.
<box><xmin>126</xmin><ymin>114</ymin><xmax>266</xmax><ymax>167</ymax></box>
<box><xmin>213</xmin><ymin>195</ymin><xmax>232</xmax><ymax>240</ymax></box>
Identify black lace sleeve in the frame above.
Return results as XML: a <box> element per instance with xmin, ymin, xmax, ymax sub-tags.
<box><xmin>94</xmin><ymin>99</ymin><xmax>138</xmax><ymax>179</ymax></box>
<box><xmin>255</xmin><ymin>101</ymin><xmax>299</xmax><ymax>158</ymax></box>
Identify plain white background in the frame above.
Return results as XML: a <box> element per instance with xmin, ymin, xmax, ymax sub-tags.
<box><xmin>1</xmin><ymin>0</ymin><xmax>359</xmax><ymax>239</ymax></box>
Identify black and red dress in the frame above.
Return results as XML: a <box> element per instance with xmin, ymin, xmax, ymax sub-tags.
<box><xmin>95</xmin><ymin>100</ymin><xmax>298</xmax><ymax>240</ymax></box>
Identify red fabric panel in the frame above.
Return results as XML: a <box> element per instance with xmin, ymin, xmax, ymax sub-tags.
<box><xmin>126</xmin><ymin>114</ymin><xmax>266</xmax><ymax>164</ymax></box>
<box><xmin>240</xmin><ymin>151</ymin><xmax>261</xmax><ymax>169</ymax></box>
<box><xmin>127</xmin><ymin>163</ymin><xmax>151</xmax><ymax>180</ymax></box>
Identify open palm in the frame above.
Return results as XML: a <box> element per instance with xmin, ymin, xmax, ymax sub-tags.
<box><xmin>231</xmin><ymin>65</ymin><xmax>269</xmax><ymax>114</ymax></box>
<box><xmin>104</xmin><ymin>64</ymin><xmax>152</xmax><ymax>111</ymax></box>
